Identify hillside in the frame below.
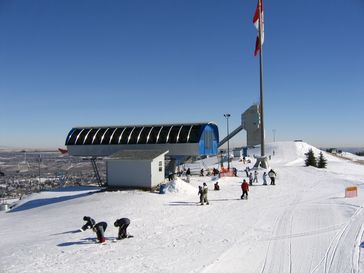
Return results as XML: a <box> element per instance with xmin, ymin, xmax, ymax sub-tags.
<box><xmin>1</xmin><ymin>141</ymin><xmax>364</xmax><ymax>273</ymax></box>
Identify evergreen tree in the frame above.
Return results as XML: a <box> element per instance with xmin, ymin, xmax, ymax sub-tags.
<box><xmin>305</xmin><ymin>149</ymin><xmax>317</xmax><ymax>167</ymax></box>
<box><xmin>317</xmin><ymin>152</ymin><xmax>327</xmax><ymax>168</ymax></box>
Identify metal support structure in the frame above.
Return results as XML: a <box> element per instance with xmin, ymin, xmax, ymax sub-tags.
<box><xmin>258</xmin><ymin>0</ymin><xmax>265</xmax><ymax>158</ymax></box>
<box><xmin>253</xmin><ymin>0</ymin><xmax>269</xmax><ymax>169</ymax></box>
<box><xmin>224</xmin><ymin>113</ymin><xmax>231</xmax><ymax>170</ymax></box>
<box><xmin>91</xmin><ymin>157</ymin><xmax>103</xmax><ymax>187</ymax></box>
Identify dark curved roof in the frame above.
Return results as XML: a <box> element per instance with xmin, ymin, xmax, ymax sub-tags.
<box><xmin>65</xmin><ymin>123</ymin><xmax>218</xmax><ymax>146</ymax></box>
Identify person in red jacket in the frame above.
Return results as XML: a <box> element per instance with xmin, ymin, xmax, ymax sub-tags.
<box><xmin>241</xmin><ymin>179</ymin><xmax>249</xmax><ymax>199</ymax></box>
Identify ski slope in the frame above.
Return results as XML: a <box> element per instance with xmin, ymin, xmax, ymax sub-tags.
<box><xmin>1</xmin><ymin>141</ymin><xmax>364</xmax><ymax>273</ymax></box>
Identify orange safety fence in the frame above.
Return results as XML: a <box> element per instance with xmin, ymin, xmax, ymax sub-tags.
<box><xmin>219</xmin><ymin>168</ymin><xmax>234</xmax><ymax>177</ymax></box>
<box><xmin>345</xmin><ymin>186</ymin><xmax>358</xmax><ymax>198</ymax></box>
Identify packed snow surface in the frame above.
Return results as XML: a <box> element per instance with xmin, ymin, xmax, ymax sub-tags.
<box><xmin>1</xmin><ymin>141</ymin><xmax>364</xmax><ymax>273</ymax></box>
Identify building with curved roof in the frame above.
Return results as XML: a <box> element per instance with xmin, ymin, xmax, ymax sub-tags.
<box><xmin>65</xmin><ymin>122</ymin><xmax>219</xmax><ymax>157</ymax></box>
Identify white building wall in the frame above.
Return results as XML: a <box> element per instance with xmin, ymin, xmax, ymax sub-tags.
<box><xmin>151</xmin><ymin>154</ymin><xmax>165</xmax><ymax>187</ymax></box>
<box><xmin>107</xmin><ymin>160</ymin><xmax>151</xmax><ymax>188</ymax></box>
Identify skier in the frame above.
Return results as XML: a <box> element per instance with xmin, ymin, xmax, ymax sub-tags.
<box><xmin>245</xmin><ymin>167</ymin><xmax>250</xmax><ymax>177</ymax></box>
<box><xmin>202</xmin><ymin>182</ymin><xmax>209</xmax><ymax>205</ymax></box>
<box><xmin>262</xmin><ymin>172</ymin><xmax>268</xmax><ymax>185</ymax></box>
<box><xmin>186</xmin><ymin>168</ymin><xmax>191</xmax><ymax>183</ymax></box>
<box><xmin>212</xmin><ymin>168</ymin><xmax>220</xmax><ymax>178</ymax></box>
<box><xmin>268</xmin><ymin>169</ymin><xmax>277</xmax><ymax>185</ymax></box>
<box><xmin>114</xmin><ymin>218</ymin><xmax>131</xmax><ymax>240</ymax></box>
<box><xmin>233</xmin><ymin>167</ymin><xmax>238</xmax><ymax>177</ymax></box>
<box><xmin>241</xmin><ymin>179</ymin><xmax>249</xmax><ymax>199</ymax></box>
<box><xmin>200</xmin><ymin>168</ymin><xmax>204</xmax><ymax>176</ymax></box>
<box><xmin>214</xmin><ymin>181</ymin><xmax>220</xmax><ymax>191</ymax></box>
<box><xmin>198</xmin><ymin>185</ymin><xmax>204</xmax><ymax>204</ymax></box>
<box><xmin>80</xmin><ymin>216</ymin><xmax>96</xmax><ymax>232</ymax></box>
<box><xmin>92</xmin><ymin>221</ymin><xmax>108</xmax><ymax>243</ymax></box>
<box><xmin>253</xmin><ymin>170</ymin><xmax>258</xmax><ymax>183</ymax></box>
<box><xmin>249</xmin><ymin>172</ymin><xmax>253</xmax><ymax>186</ymax></box>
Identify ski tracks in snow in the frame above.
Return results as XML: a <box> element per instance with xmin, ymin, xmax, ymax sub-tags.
<box><xmin>259</xmin><ymin>192</ymin><xmax>301</xmax><ymax>273</ymax></box>
<box><xmin>310</xmin><ymin>206</ymin><xmax>364</xmax><ymax>273</ymax></box>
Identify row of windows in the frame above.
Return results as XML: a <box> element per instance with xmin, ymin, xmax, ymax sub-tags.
<box><xmin>66</xmin><ymin>124</ymin><xmax>207</xmax><ymax>145</ymax></box>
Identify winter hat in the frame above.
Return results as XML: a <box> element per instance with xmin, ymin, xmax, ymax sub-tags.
<box><xmin>83</xmin><ymin>216</ymin><xmax>88</xmax><ymax>221</ymax></box>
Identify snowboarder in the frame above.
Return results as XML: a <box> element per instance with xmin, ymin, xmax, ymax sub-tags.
<box><xmin>80</xmin><ymin>216</ymin><xmax>96</xmax><ymax>232</ymax></box>
<box><xmin>253</xmin><ymin>170</ymin><xmax>258</xmax><ymax>183</ymax></box>
<box><xmin>200</xmin><ymin>168</ymin><xmax>204</xmax><ymax>176</ymax></box>
<box><xmin>114</xmin><ymin>218</ymin><xmax>131</xmax><ymax>240</ymax></box>
<box><xmin>268</xmin><ymin>169</ymin><xmax>277</xmax><ymax>185</ymax></box>
<box><xmin>92</xmin><ymin>221</ymin><xmax>108</xmax><ymax>243</ymax></box>
<box><xmin>214</xmin><ymin>182</ymin><xmax>220</xmax><ymax>191</ymax></box>
<box><xmin>202</xmin><ymin>182</ymin><xmax>209</xmax><ymax>205</ymax></box>
<box><xmin>249</xmin><ymin>172</ymin><xmax>253</xmax><ymax>186</ymax></box>
<box><xmin>262</xmin><ymin>172</ymin><xmax>268</xmax><ymax>185</ymax></box>
<box><xmin>241</xmin><ymin>179</ymin><xmax>249</xmax><ymax>199</ymax></box>
<box><xmin>198</xmin><ymin>185</ymin><xmax>203</xmax><ymax>204</ymax></box>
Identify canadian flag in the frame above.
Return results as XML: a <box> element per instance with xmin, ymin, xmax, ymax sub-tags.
<box><xmin>253</xmin><ymin>0</ymin><xmax>264</xmax><ymax>56</ymax></box>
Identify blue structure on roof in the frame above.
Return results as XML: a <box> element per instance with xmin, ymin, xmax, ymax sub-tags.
<box><xmin>65</xmin><ymin>122</ymin><xmax>219</xmax><ymax>157</ymax></box>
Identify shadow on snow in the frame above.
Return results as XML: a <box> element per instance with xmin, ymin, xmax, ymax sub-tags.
<box><xmin>9</xmin><ymin>191</ymin><xmax>98</xmax><ymax>213</ymax></box>
<box><xmin>57</xmin><ymin>237</ymin><xmax>96</xmax><ymax>247</ymax></box>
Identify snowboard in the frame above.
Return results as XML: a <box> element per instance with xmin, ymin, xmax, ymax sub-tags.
<box><xmin>112</xmin><ymin>235</ymin><xmax>134</xmax><ymax>242</ymax></box>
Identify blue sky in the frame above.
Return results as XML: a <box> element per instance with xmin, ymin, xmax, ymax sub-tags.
<box><xmin>1</xmin><ymin>0</ymin><xmax>363</xmax><ymax>149</ymax></box>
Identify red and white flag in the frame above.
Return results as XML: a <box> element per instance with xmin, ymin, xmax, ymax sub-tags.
<box><xmin>253</xmin><ymin>0</ymin><xmax>264</xmax><ymax>56</ymax></box>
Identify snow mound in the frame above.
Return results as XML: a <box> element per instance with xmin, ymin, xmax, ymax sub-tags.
<box><xmin>165</xmin><ymin>178</ymin><xmax>197</xmax><ymax>195</ymax></box>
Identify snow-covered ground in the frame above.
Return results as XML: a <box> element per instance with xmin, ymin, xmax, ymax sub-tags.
<box><xmin>1</xmin><ymin>141</ymin><xmax>364</xmax><ymax>273</ymax></box>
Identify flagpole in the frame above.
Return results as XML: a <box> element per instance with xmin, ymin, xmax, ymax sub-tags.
<box><xmin>258</xmin><ymin>0</ymin><xmax>265</xmax><ymax>157</ymax></box>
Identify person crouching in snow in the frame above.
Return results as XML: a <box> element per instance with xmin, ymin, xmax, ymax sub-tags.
<box><xmin>241</xmin><ymin>179</ymin><xmax>249</xmax><ymax>199</ymax></box>
<box><xmin>214</xmin><ymin>181</ymin><xmax>220</xmax><ymax>190</ymax></box>
<box><xmin>202</xmin><ymin>182</ymin><xmax>209</xmax><ymax>205</ymax></box>
<box><xmin>114</xmin><ymin>218</ymin><xmax>130</xmax><ymax>240</ymax></box>
<box><xmin>80</xmin><ymin>216</ymin><xmax>96</xmax><ymax>232</ymax></box>
<box><xmin>93</xmin><ymin>221</ymin><xmax>108</xmax><ymax>243</ymax></box>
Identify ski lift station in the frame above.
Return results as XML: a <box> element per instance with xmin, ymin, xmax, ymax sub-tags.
<box><xmin>65</xmin><ymin>122</ymin><xmax>219</xmax><ymax>189</ymax></box>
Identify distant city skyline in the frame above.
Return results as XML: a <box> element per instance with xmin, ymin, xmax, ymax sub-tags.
<box><xmin>1</xmin><ymin>0</ymin><xmax>363</xmax><ymax>149</ymax></box>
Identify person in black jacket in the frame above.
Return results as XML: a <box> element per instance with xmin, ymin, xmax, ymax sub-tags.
<box><xmin>80</xmin><ymin>216</ymin><xmax>96</xmax><ymax>232</ymax></box>
<box><xmin>114</xmin><ymin>218</ymin><xmax>131</xmax><ymax>240</ymax></box>
<box><xmin>93</xmin><ymin>221</ymin><xmax>108</xmax><ymax>243</ymax></box>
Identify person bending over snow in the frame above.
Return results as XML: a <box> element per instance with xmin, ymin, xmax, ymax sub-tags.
<box><xmin>80</xmin><ymin>216</ymin><xmax>96</xmax><ymax>232</ymax></box>
<box><xmin>114</xmin><ymin>218</ymin><xmax>131</xmax><ymax>240</ymax></box>
<box><xmin>93</xmin><ymin>222</ymin><xmax>108</xmax><ymax>243</ymax></box>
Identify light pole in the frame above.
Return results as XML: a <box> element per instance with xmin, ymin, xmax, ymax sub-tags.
<box><xmin>224</xmin><ymin>114</ymin><xmax>231</xmax><ymax>170</ymax></box>
<box><xmin>38</xmin><ymin>154</ymin><xmax>41</xmax><ymax>183</ymax></box>
<box><xmin>273</xmin><ymin>129</ymin><xmax>276</xmax><ymax>142</ymax></box>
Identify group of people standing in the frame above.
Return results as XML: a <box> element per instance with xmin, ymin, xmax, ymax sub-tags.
<box><xmin>245</xmin><ymin>167</ymin><xmax>277</xmax><ymax>186</ymax></box>
<box><xmin>241</xmin><ymin>168</ymin><xmax>277</xmax><ymax>199</ymax></box>
<box><xmin>80</xmin><ymin>216</ymin><xmax>131</xmax><ymax>244</ymax></box>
